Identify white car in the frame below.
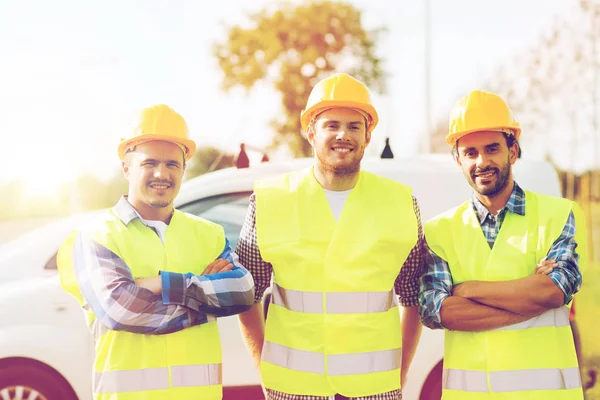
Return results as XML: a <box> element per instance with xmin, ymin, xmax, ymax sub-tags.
<box><xmin>0</xmin><ymin>154</ymin><xmax>563</xmax><ymax>400</ymax></box>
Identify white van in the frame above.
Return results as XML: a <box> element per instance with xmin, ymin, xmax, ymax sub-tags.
<box><xmin>0</xmin><ymin>154</ymin><xmax>562</xmax><ymax>400</ymax></box>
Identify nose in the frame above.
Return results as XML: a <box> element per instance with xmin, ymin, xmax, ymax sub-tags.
<box><xmin>335</xmin><ymin>128</ymin><xmax>350</xmax><ymax>141</ymax></box>
<box><xmin>153</xmin><ymin>163</ymin><xmax>168</xmax><ymax>179</ymax></box>
<box><xmin>475</xmin><ymin>152</ymin><xmax>491</xmax><ymax>169</ymax></box>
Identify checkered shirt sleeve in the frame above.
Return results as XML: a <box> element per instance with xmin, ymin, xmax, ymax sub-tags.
<box><xmin>236</xmin><ymin>193</ymin><xmax>273</xmax><ymax>304</ymax></box>
<box><xmin>394</xmin><ymin>196</ymin><xmax>426</xmax><ymax>307</ymax></box>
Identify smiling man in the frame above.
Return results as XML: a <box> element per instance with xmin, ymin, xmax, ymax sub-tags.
<box><xmin>236</xmin><ymin>73</ymin><xmax>425</xmax><ymax>400</ymax></box>
<box><xmin>419</xmin><ymin>90</ymin><xmax>587</xmax><ymax>399</ymax></box>
<box><xmin>57</xmin><ymin>104</ymin><xmax>254</xmax><ymax>400</ymax></box>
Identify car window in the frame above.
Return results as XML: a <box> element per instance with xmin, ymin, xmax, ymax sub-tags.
<box><xmin>178</xmin><ymin>192</ymin><xmax>252</xmax><ymax>249</ymax></box>
<box><xmin>178</xmin><ymin>192</ymin><xmax>251</xmax><ymax>216</ymax></box>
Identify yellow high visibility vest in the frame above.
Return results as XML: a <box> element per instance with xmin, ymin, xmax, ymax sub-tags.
<box><xmin>425</xmin><ymin>190</ymin><xmax>587</xmax><ymax>400</ymax></box>
<box><xmin>58</xmin><ymin>208</ymin><xmax>226</xmax><ymax>400</ymax></box>
<box><xmin>255</xmin><ymin>167</ymin><xmax>418</xmax><ymax>397</ymax></box>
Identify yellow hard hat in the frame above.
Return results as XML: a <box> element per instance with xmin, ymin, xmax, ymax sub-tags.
<box><xmin>118</xmin><ymin>104</ymin><xmax>196</xmax><ymax>161</ymax></box>
<box><xmin>446</xmin><ymin>90</ymin><xmax>521</xmax><ymax>146</ymax></box>
<box><xmin>301</xmin><ymin>73</ymin><xmax>379</xmax><ymax>133</ymax></box>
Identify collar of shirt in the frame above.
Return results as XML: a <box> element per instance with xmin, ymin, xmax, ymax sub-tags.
<box><xmin>113</xmin><ymin>195</ymin><xmax>173</xmax><ymax>226</ymax></box>
<box><xmin>471</xmin><ymin>182</ymin><xmax>526</xmax><ymax>223</ymax></box>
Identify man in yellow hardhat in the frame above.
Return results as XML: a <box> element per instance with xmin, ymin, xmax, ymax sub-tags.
<box><xmin>57</xmin><ymin>104</ymin><xmax>255</xmax><ymax>399</ymax></box>
<box><xmin>236</xmin><ymin>73</ymin><xmax>425</xmax><ymax>400</ymax></box>
<box><xmin>418</xmin><ymin>90</ymin><xmax>587</xmax><ymax>399</ymax></box>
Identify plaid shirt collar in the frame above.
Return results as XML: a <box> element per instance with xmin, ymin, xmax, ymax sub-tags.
<box><xmin>113</xmin><ymin>195</ymin><xmax>174</xmax><ymax>225</ymax></box>
<box><xmin>114</xmin><ymin>196</ymin><xmax>142</xmax><ymax>225</ymax></box>
<box><xmin>471</xmin><ymin>181</ymin><xmax>526</xmax><ymax>223</ymax></box>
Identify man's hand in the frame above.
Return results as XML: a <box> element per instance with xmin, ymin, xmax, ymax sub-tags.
<box><xmin>135</xmin><ymin>277</ymin><xmax>162</xmax><ymax>295</ymax></box>
<box><xmin>453</xmin><ymin>258</ymin><xmax>558</xmax><ymax>298</ymax></box>
<box><xmin>535</xmin><ymin>258</ymin><xmax>558</xmax><ymax>275</ymax></box>
<box><xmin>133</xmin><ymin>259</ymin><xmax>233</xmax><ymax>296</ymax></box>
<box><xmin>202</xmin><ymin>258</ymin><xmax>234</xmax><ymax>275</ymax></box>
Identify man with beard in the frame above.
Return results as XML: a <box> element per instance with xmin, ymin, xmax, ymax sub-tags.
<box><xmin>57</xmin><ymin>104</ymin><xmax>255</xmax><ymax>400</ymax></box>
<box><xmin>418</xmin><ymin>90</ymin><xmax>587</xmax><ymax>400</ymax></box>
<box><xmin>236</xmin><ymin>73</ymin><xmax>425</xmax><ymax>400</ymax></box>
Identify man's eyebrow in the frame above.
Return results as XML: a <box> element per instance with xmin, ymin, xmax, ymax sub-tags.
<box><xmin>321</xmin><ymin>119</ymin><xmax>364</xmax><ymax>124</ymax></box>
<box><xmin>485</xmin><ymin>142</ymin><xmax>501</xmax><ymax>149</ymax></box>
<box><xmin>141</xmin><ymin>158</ymin><xmax>182</xmax><ymax>166</ymax></box>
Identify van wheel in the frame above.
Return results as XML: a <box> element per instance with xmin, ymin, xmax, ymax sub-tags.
<box><xmin>0</xmin><ymin>359</ymin><xmax>77</xmax><ymax>400</ymax></box>
<box><xmin>419</xmin><ymin>360</ymin><xmax>443</xmax><ymax>400</ymax></box>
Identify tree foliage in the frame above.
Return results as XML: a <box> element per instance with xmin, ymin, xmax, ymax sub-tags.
<box><xmin>213</xmin><ymin>0</ymin><xmax>386</xmax><ymax>156</ymax></box>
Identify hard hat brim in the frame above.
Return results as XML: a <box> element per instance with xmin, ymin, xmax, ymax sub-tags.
<box><xmin>118</xmin><ymin>135</ymin><xmax>197</xmax><ymax>161</ymax></box>
<box><xmin>301</xmin><ymin>100</ymin><xmax>379</xmax><ymax>133</ymax></box>
<box><xmin>446</xmin><ymin>126</ymin><xmax>521</xmax><ymax>146</ymax></box>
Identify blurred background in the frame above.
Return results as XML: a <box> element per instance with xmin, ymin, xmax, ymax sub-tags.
<box><xmin>0</xmin><ymin>0</ymin><xmax>599</xmax><ymax>397</ymax></box>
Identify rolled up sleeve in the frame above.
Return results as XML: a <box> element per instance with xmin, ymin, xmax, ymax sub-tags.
<box><xmin>418</xmin><ymin>243</ymin><xmax>453</xmax><ymax>330</ymax></box>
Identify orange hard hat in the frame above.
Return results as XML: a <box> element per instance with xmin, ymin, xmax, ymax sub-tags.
<box><xmin>446</xmin><ymin>90</ymin><xmax>521</xmax><ymax>146</ymax></box>
<box><xmin>301</xmin><ymin>73</ymin><xmax>379</xmax><ymax>133</ymax></box>
<box><xmin>118</xmin><ymin>104</ymin><xmax>196</xmax><ymax>161</ymax></box>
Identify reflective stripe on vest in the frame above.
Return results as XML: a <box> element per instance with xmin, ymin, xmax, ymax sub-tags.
<box><xmin>94</xmin><ymin>364</ymin><xmax>222</xmax><ymax>393</ymax></box>
<box><xmin>262</xmin><ymin>341</ymin><xmax>401</xmax><ymax>376</ymax></box>
<box><xmin>495</xmin><ymin>307</ymin><xmax>570</xmax><ymax>331</ymax></box>
<box><xmin>271</xmin><ymin>283</ymin><xmax>396</xmax><ymax>314</ymax></box>
<box><xmin>443</xmin><ymin>367</ymin><xmax>582</xmax><ymax>392</ymax></box>
<box><xmin>171</xmin><ymin>364</ymin><xmax>222</xmax><ymax>388</ymax></box>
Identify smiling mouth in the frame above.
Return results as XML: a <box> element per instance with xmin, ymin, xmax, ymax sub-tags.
<box><xmin>149</xmin><ymin>183</ymin><xmax>171</xmax><ymax>190</ymax></box>
<box><xmin>331</xmin><ymin>147</ymin><xmax>353</xmax><ymax>153</ymax></box>
<box><xmin>474</xmin><ymin>170</ymin><xmax>496</xmax><ymax>180</ymax></box>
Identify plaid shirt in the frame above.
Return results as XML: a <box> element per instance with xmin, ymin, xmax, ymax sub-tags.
<box><xmin>418</xmin><ymin>183</ymin><xmax>582</xmax><ymax>330</ymax></box>
<box><xmin>71</xmin><ymin>196</ymin><xmax>254</xmax><ymax>336</ymax></box>
<box><xmin>237</xmin><ymin>194</ymin><xmax>425</xmax><ymax>306</ymax></box>
<box><xmin>264</xmin><ymin>388</ymin><xmax>401</xmax><ymax>400</ymax></box>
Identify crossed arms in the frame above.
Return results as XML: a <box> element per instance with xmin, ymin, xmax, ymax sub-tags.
<box><xmin>72</xmin><ymin>232</ymin><xmax>255</xmax><ymax>335</ymax></box>
<box><xmin>418</xmin><ymin>211</ymin><xmax>581</xmax><ymax>332</ymax></box>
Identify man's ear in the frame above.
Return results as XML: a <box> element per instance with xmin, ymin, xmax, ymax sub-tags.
<box><xmin>453</xmin><ymin>144</ymin><xmax>462</xmax><ymax>167</ymax></box>
<box><xmin>307</xmin><ymin>126</ymin><xmax>316</xmax><ymax>147</ymax></box>
<box><xmin>122</xmin><ymin>159</ymin><xmax>130</xmax><ymax>179</ymax></box>
<box><xmin>365</xmin><ymin>131</ymin><xmax>372</xmax><ymax>146</ymax></box>
<box><xmin>509</xmin><ymin>143</ymin><xmax>519</xmax><ymax>165</ymax></box>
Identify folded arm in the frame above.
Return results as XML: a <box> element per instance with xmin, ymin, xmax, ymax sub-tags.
<box><xmin>158</xmin><ymin>238</ymin><xmax>255</xmax><ymax>317</ymax></box>
<box><xmin>73</xmin><ymin>232</ymin><xmax>206</xmax><ymax>335</ymax></box>
<box><xmin>452</xmin><ymin>211</ymin><xmax>581</xmax><ymax>317</ymax></box>
<box><xmin>418</xmin><ymin>245</ymin><xmax>530</xmax><ymax>332</ymax></box>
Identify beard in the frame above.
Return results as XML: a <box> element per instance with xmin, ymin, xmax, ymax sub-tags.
<box><xmin>147</xmin><ymin>198</ymin><xmax>171</xmax><ymax>208</ymax></box>
<box><xmin>145</xmin><ymin>179</ymin><xmax>175</xmax><ymax>208</ymax></box>
<box><xmin>315</xmin><ymin>144</ymin><xmax>365</xmax><ymax>177</ymax></box>
<box><xmin>465</xmin><ymin>157</ymin><xmax>511</xmax><ymax>197</ymax></box>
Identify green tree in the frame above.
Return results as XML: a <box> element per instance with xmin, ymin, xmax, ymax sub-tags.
<box><xmin>214</xmin><ymin>0</ymin><xmax>386</xmax><ymax>157</ymax></box>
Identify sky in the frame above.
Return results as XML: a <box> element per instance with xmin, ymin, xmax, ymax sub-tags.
<box><xmin>0</xmin><ymin>0</ymin><xmax>581</xmax><ymax>196</ymax></box>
